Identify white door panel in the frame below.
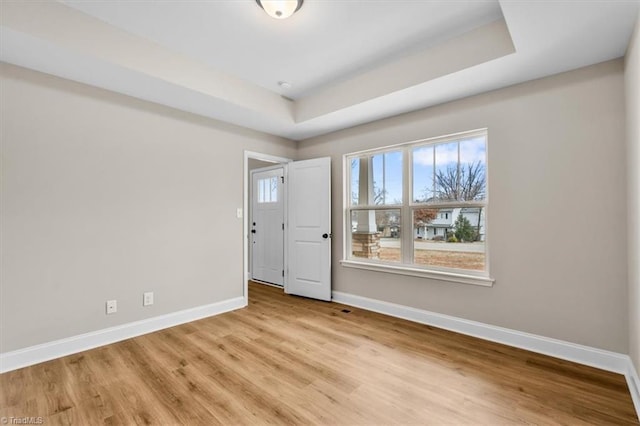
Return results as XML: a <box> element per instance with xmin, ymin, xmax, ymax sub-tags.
<box><xmin>251</xmin><ymin>167</ymin><xmax>284</xmax><ymax>286</ymax></box>
<box><xmin>286</xmin><ymin>157</ymin><xmax>331</xmax><ymax>301</ymax></box>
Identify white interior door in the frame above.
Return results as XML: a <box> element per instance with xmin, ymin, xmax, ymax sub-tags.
<box><xmin>251</xmin><ymin>167</ymin><xmax>284</xmax><ymax>286</ymax></box>
<box><xmin>286</xmin><ymin>157</ymin><xmax>331</xmax><ymax>301</ymax></box>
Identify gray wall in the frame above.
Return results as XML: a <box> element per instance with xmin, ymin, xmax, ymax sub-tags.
<box><xmin>1</xmin><ymin>57</ymin><xmax>632</xmax><ymax>357</ymax></box>
<box><xmin>298</xmin><ymin>60</ymin><xmax>628</xmax><ymax>353</ymax></box>
<box><xmin>0</xmin><ymin>63</ymin><xmax>297</xmax><ymax>352</ymax></box>
<box><xmin>626</xmin><ymin>12</ymin><xmax>640</xmax><ymax>374</ymax></box>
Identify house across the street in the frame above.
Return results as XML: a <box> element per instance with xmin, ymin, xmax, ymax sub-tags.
<box><xmin>415</xmin><ymin>208</ymin><xmax>485</xmax><ymax>241</ymax></box>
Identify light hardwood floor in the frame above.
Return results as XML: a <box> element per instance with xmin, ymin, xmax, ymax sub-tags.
<box><xmin>1</xmin><ymin>282</ymin><xmax>638</xmax><ymax>425</ymax></box>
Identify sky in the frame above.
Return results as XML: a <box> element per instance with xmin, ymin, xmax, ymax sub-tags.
<box><xmin>351</xmin><ymin>135</ymin><xmax>486</xmax><ymax>204</ymax></box>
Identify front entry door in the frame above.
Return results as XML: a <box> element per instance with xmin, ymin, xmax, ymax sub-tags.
<box><xmin>251</xmin><ymin>167</ymin><xmax>284</xmax><ymax>286</ymax></box>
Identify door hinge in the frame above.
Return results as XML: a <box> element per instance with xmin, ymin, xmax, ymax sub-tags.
<box><xmin>282</xmin><ymin>223</ymin><xmax>285</xmax><ymax>230</ymax></box>
<box><xmin>282</xmin><ymin>269</ymin><xmax>285</xmax><ymax>277</ymax></box>
<box><xmin>281</xmin><ymin>176</ymin><xmax>284</xmax><ymax>183</ymax></box>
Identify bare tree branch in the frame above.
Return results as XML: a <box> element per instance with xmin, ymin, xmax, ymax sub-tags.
<box><xmin>434</xmin><ymin>161</ymin><xmax>485</xmax><ymax>201</ymax></box>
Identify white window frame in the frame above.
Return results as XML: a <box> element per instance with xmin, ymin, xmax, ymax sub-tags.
<box><xmin>340</xmin><ymin>129</ymin><xmax>494</xmax><ymax>287</ymax></box>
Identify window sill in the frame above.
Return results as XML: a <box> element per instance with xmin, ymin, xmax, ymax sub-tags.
<box><xmin>340</xmin><ymin>259</ymin><xmax>495</xmax><ymax>287</ymax></box>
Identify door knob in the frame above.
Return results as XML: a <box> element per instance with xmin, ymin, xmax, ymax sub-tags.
<box><xmin>322</xmin><ymin>233</ymin><xmax>329</xmax><ymax>239</ymax></box>
<box><xmin>251</xmin><ymin>229</ymin><xmax>256</xmax><ymax>234</ymax></box>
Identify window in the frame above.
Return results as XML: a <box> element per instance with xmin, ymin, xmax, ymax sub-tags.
<box><xmin>257</xmin><ymin>177</ymin><xmax>278</xmax><ymax>203</ymax></box>
<box><xmin>343</xmin><ymin>130</ymin><xmax>492</xmax><ymax>286</ymax></box>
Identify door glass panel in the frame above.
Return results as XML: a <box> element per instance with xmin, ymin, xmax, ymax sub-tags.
<box><xmin>257</xmin><ymin>177</ymin><xmax>278</xmax><ymax>203</ymax></box>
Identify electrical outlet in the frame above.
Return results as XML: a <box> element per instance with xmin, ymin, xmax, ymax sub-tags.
<box><xmin>106</xmin><ymin>300</ymin><xmax>117</xmax><ymax>314</ymax></box>
<box><xmin>143</xmin><ymin>292</ymin><xmax>154</xmax><ymax>306</ymax></box>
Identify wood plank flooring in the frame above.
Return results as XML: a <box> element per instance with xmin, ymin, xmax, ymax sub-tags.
<box><xmin>1</xmin><ymin>282</ymin><xmax>638</xmax><ymax>425</ymax></box>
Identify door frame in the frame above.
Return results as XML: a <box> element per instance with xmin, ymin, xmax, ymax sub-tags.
<box><xmin>243</xmin><ymin>151</ymin><xmax>292</xmax><ymax>302</ymax></box>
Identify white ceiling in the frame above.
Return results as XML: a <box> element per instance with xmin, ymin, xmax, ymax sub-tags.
<box><xmin>1</xmin><ymin>0</ymin><xmax>638</xmax><ymax>140</ymax></box>
<box><xmin>60</xmin><ymin>0</ymin><xmax>503</xmax><ymax>99</ymax></box>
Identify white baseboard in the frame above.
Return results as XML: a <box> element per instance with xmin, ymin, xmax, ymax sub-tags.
<box><xmin>0</xmin><ymin>296</ymin><xmax>247</xmax><ymax>374</ymax></box>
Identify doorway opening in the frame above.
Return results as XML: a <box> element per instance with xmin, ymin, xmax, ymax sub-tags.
<box><xmin>243</xmin><ymin>151</ymin><xmax>333</xmax><ymax>304</ymax></box>
<box><xmin>251</xmin><ymin>164</ymin><xmax>285</xmax><ymax>286</ymax></box>
<box><xmin>243</xmin><ymin>151</ymin><xmax>291</xmax><ymax>300</ymax></box>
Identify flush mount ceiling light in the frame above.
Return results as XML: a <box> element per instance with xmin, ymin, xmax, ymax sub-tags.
<box><xmin>255</xmin><ymin>0</ymin><xmax>303</xmax><ymax>20</ymax></box>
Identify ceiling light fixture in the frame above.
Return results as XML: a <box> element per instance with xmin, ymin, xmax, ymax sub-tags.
<box><xmin>255</xmin><ymin>0</ymin><xmax>303</xmax><ymax>20</ymax></box>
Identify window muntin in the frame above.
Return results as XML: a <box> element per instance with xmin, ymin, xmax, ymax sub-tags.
<box><xmin>346</xmin><ymin>130</ymin><xmax>488</xmax><ymax>277</ymax></box>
